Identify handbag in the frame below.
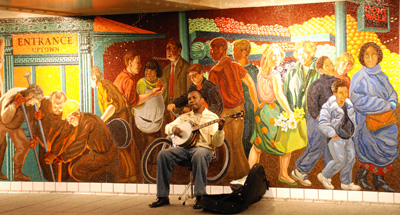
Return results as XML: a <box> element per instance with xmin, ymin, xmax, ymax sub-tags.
<box><xmin>365</xmin><ymin>110</ymin><xmax>396</xmax><ymax>132</ymax></box>
<box><xmin>335</xmin><ymin>104</ymin><xmax>354</xmax><ymax>139</ymax></box>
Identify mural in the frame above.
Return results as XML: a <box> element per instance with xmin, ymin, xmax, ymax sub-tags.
<box><xmin>0</xmin><ymin>1</ymin><xmax>399</xmax><ymax>194</ymax></box>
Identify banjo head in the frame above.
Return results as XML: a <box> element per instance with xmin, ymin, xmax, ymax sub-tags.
<box><xmin>171</xmin><ymin>121</ymin><xmax>195</xmax><ymax>147</ymax></box>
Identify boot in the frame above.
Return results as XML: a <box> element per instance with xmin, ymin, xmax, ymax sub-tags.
<box><xmin>354</xmin><ymin>167</ymin><xmax>372</xmax><ymax>191</ymax></box>
<box><xmin>14</xmin><ymin>164</ymin><xmax>30</xmax><ymax>181</ymax></box>
<box><xmin>0</xmin><ymin>172</ymin><xmax>7</xmax><ymax>181</ymax></box>
<box><xmin>372</xmin><ymin>175</ymin><xmax>395</xmax><ymax>192</ymax></box>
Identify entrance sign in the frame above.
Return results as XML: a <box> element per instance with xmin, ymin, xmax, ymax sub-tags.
<box><xmin>12</xmin><ymin>33</ymin><xmax>79</xmax><ymax>55</ymax></box>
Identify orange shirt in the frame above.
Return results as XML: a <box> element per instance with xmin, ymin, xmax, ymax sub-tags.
<box><xmin>209</xmin><ymin>56</ymin><xmax>247</xmax><ymax>108</ymax></box>
<box><xmin>113</xmin><ymin>69</ymin><xmax>139</xmax><ymax>107</ymax></box>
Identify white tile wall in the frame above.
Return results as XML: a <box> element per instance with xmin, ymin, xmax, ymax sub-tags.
<box><xmin>44</xmin><ymin>182</ymin><xmax>56</xmax><ymax>191</ymax></box>
<box><xmin>90</xmin><ymin>183</ymin><xmax>102</xmax><ymax>193</ymax></box>
<box><xmin>264</xmin><ymin>187</ymin><xmax>276</xmax><ymax>198</ymax></box>
<box><xmin>363</xmin><ymin>191</ymin><xmax>378</xmax><ymax>202</ymax></box>
<box><xmin>125</xmin><ymin>183</ymin><xmax>137</xmax><ymax>193</ymax></box>
<box><xmin>10</xmin><ymin>182</ymin><xmax>22</xmax><ymax>191</ymax></box>
<box><xmin>149</xmin><ymin>184</ymin><xmax>157</xmax><ymax>194</ymax></box>
<box><xmin>55</xmin><ymin>182</ymin><xmax>67</xmax><ymax>192</ymax></box>
<box><xmin>78</xmin><ymin>182</ymin><xmax>90</xmax><ymax>192</ymax></box>
<box><xmin>304</xmin><ymin>189</ymin><xmax>319</xmax><ymax>200</ymax></box>
<box><xmin>378</xmin><ymin>192</ymin><xmax>394</xmax><ymax>203</ymax></box>
<box><xmin>333</xmin><ymin>190</ymin><xmax>347</xmax><ymax>201</ymax></box>
<box><xmin>113</xmin><ymin>183</ymin><xmax>125</xmax><ymax>193</ymax></box>
<box><xmin>32</xmin><ymin>182</ymin><xmax>44</xmax><ymax>191</ymax></box>
<box><xmin>102</xmin><ymin>183</ymin><xmax>113</xmax><ymax>193</ymax></box>
<box><xmin>348</xmin><ymin>190</ymin><xmax>363</xmax><ymax>202</ymax></box>
<box><xmin>137</xmin><ymin>184</ymin><xmax>149</xmax><ymax>194</ymax></box>
<box><xmin>21</xmin><ymin>182</ymin><xmax>33</xmax><ymax>191</ymax></box>
<box><xmin>206</xmin><ymin>185</ymin><xmax>211</xmax><ymax>194</ymax></box>
<box><xmin>319</xmin><ymin>189</ymin><xmax>333</xmax><ymax>200</ymax></box>
<box><xmin>173</xmin><ymin>184</ymin><xmax>185</xmax><ymax>195</ymax></box>
<box><xmin>0</xmin><ymin>182</ymin><xmax>11</xmax><ymax>191</ymax></box>
<box><xmin>67</xmin><ymin>182</ymin><xmax>79</xmax><ymax>192</ymax></box>
<box><xmin>6</xmin><ymin>182</ymin><xmax>400</xmax><ymax>206</ymax></box>
<box><xmin>210</xmin><ymin>185</ymin><xmax>224</xmax><ymax>194</ymax></box>
<box><xmin>276</xmin><ymin>188</ymin><xmax>290</xmax><ymax>198</ymax></box>
<box><xmin>223</xmin><ymin>186</ymin><xmax>232</xmax><ymax>194</ymax></box>
<box><xmin>394</xmin><ymin>193</ymin><xmax>400</xmax><ymax>204</ymax></box>
<box><xmin>290</xmin><ymin>188</ymin><xmax>304</xmax><ymax>199</ymax></box>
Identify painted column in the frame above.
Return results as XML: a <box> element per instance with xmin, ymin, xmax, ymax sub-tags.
<box><xmin>335</xmin><ymin>1</ymin><xmax>347</xmax><ymax>57</ymax></box>
<box><xmin>3</xmin><ymin>36</ymin><xmax>13</xmax><ymax>92</ymax></box>
<box><xmin>2</xmin><ymin>35</ymin><xmax>14</xmax><ymax>179</ymax></box>
<box><xmin>78</xmin><ymin>32</ymin><xmax>92</xmax><ymax>113</ymax></box>
<box><xmin>179</xmin><ymin>12</ymin><xmax>190</xmax><ymax>62</ymax></box>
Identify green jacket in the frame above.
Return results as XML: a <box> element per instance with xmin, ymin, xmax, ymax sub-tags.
<box><xmin>284</xmin><ymin>57</ymin><xmax>319</xmax><ymax>115</ymax></box>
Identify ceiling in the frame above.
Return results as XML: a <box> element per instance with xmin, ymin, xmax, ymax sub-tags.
<box><xmin>0</xmin><ymin>0</ymin><xmax>340</xmax><ymax>18</ymax></box>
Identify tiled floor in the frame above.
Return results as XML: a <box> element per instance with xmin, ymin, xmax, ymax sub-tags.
<box><xmin>0</xmin><ymin>192</ymin><xmax>399</xmax><ymax>215</ymax></box>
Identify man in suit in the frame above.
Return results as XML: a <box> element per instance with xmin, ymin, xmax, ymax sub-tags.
<box><xmin>161</xmin><ymin>38</ymin><xmax>191</xmax><ymax>123</ymax></box>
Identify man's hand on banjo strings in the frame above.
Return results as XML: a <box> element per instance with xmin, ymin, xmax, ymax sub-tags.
<box><xmin>172</xmin><ymin>126</ymin><xmax>183</xmax><ymax>138</ymax></box>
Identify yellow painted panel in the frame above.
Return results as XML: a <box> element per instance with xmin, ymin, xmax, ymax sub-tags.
<box><xmin>14</xmin><ymin>67</ymin><xmax>31</xmax><ymax>88</ymax></box>
<box><xmin>65</xmin><ymin>65</ymin><xmax>80</xmax><ymax>102</ymax></box>
<box><xmin>36</xmin><ymin>66</ymin><xmax>61</xmax><ymax>96</ymax></box>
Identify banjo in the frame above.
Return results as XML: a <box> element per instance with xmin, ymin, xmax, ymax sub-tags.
<box><xmin>170</xmin><ymin>111</ymin><xmax>244</xmax><ymax>148</ymax></box>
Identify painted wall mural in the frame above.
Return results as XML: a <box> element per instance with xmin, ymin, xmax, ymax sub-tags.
<box><xmin>0</xmin><ymin>1</ymin><xmax>399</xmax><ymax>194</ymax></box>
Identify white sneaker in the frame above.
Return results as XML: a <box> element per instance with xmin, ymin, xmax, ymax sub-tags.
<box><xmin>341</xmin><ymin>183</ymin><xmax>361</xmax><ymax>191</ymax></box>
<box><xmin>291</xmin><ymin>169</ymin><xmax>312</xmax><ymax>186</ymax></box>
<box><xmin>317</xmin><ymin>173</ymin><xmax>334</xmax><ymax>190</ymax></box>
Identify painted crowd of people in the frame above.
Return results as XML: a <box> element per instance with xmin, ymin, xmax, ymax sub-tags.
<box><xmin>0</xmin><ymin>35</ymin><xmax>397</xmax><ymax>193</ymax></box>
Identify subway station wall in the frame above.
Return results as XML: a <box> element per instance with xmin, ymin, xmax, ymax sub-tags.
<box><xmin>0</xmin><ymin>1</ymin><xmax>399</xmax><ymax>194</ymax></box>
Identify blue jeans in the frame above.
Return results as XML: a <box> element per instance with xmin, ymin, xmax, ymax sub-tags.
<box><xmin>322</xmin><ymin>138</ymin><xmax>355</xmax><ymax>185</ymax></box>
<box><xmin>156</xmin><ymin>146</ymin><xmax>213</xmax><ymax>197</ymax></box>
<box><xmin>295</xmin><ymin>114</ymin><xmax>327</xmax><ymax>174</ymax></box>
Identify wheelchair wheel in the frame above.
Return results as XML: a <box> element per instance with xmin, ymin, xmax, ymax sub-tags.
<box><xmin>206</xmin><ymin>138</ymin><xmax>231</xmax><ymax>184</ymax></box>
<box><xmin>142</xmin><ymin>138</ymin><xmax>172</xmax><ymax>184</ymax></box>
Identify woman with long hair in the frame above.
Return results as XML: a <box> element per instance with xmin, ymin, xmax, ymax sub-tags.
<box><xmin>248</xmin><ymin>44</ymin><xmax>306</xmax><ymax>185</ymax></box>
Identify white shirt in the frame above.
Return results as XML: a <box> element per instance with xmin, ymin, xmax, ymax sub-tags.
<box><xmin>165</xmin><ymin>108</ymin><xmax>225</xmax><ymax>150</ymax></box>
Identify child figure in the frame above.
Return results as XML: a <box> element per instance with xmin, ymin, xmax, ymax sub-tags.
<box><xmin>317</xmin><ymin>79</ymin><xmax>361</xmax><ymax>191</ymax></box>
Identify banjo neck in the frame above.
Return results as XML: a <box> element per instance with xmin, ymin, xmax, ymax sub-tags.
<box><xmin>192</xmin><ymin>111</ymin><xmax>244</xmax><ymax>131</ymax></box>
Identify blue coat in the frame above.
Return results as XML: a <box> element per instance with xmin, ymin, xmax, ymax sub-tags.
<box><xmin>349</xmin><ymin>64</ymin><xmax>398</xmax><ymax>167</ymax></box>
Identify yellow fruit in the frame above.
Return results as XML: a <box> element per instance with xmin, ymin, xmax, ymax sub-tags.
<box><xmin>383</xmin><ymin>48</ymin><xmax>390</xmax><ymax>54</ymax></box>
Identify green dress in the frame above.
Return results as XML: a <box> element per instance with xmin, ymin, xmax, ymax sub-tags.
<box><xmin>251</xmin><ymin>71</ymin><xmax>308</xmax><ymax>155</ymax></box>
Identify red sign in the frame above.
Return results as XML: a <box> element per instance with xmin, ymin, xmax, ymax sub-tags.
<box><xmin>357</xmin><ymin>4</ymin><xmax>390</xmax><ymax>32</ymax></box>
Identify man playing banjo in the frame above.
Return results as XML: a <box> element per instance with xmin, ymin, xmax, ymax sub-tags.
<box><xmin>149</xmin><ymin>90</ymin><xmax>225</xmax><ymax>209</ymax></box>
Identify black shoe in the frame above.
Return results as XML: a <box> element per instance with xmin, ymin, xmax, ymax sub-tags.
<box><xmin>193</xmin><ymin>196</ymin><xmax>202</xmax><ymax>209</ymax></box>
<box><xmin>149</xmin><ymin>197</ymin><xmax>170</xmax><ymax>208</ymax></box>
<box><xmin>355</xmin><ymin>167</ymin><xmax>372</xmax><ymax>191</ymax></box>
<box><xmin>372</xmin><ymin>175</ymin><xmax>395</xmax><ymax>192</ymax></box>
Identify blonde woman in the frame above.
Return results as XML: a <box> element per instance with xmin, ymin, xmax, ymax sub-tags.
<box><xmin>248</xmin><ymin>44</ymin><xmax>305</xmax><ymax>186</ymax></box>
<box><xmin>334</xmin><ymin>52</ymin><xmax>354</xmax><ymax>89</ymax></box>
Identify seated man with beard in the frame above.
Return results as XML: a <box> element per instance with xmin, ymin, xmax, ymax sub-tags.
<box><xmin>30</xmin><ymin>91</ymin><xmax>71</xmax><ymax>181</ymax></box>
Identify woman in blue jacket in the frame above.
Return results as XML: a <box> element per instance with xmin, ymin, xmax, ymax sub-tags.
<box><xmin>349</xmin><ymin>42</ymin><xmax>398</xmax><ymax>192</ymax></box>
